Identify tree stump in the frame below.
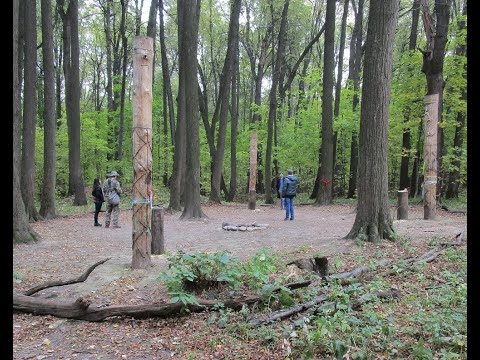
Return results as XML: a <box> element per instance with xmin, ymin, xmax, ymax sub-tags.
<box><xmin>397</xmin><ymin>189</ymin><xmax>408</xmax><ymax>220</ymax></box>
<box><xmin>151</xmin><ymin>207</ymin><xmax>165</xmax><ymax>255</ymax></box>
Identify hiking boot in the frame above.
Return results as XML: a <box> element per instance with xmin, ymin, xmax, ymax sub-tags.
<box><xmin>94</xmin><ymin>223</ymin><xmax>102</xmax><ymax>227</ymax></box>
<box><xmin>112</xmin><ymin>225</ymin><xmax>121</xmax><ymax>228</ymax></box>
<box><xmin>290</xmin><ymin>218</ymin><xmax>294</xmax><ymax>220</ymax></box>
<box><xmin>105</xmin><ymin>224</ymin><xmax>110</xmax><ymax>228</ymax></box>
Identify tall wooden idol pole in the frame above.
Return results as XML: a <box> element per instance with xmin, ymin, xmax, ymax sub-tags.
<box><xmin>131</xmin><ymin>37</ymin><xmax>153</xmax><ymax>269</ymax></box>
<box><xmin>248</xmin><ymin>132</ymin><xmax>257</xmax><ymax>210</ymax></box>
<box><xmin>423</xmin><ymin>93</ymin><xmax>438</xmax><ymax>220</ymax></box>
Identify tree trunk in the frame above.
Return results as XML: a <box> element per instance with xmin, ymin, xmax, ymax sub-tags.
<box><xmin>332</xmin><ymin>0</ymin><xmax>349</xmax><ymax>197</ymax></box>
<box><xmin>423</xmin><ymin>94</ymin><xmax>439</xmax><ymax>220</ymax></box>
<box><xmin>399</xmin><ymin>0</ymin><xmax>420</xmax><ymax>191</ymax></box>
<box><xmin>21</xmin><ymin>0</ymin><xmax>40</xmax><ymax>221</ymax></box>
<box><xmin>346</xmin><ymin>0</ymin><xmax>399</xmax><ymax>243</ymax></box>
<box><xmin>445</xmin><ymin>2</ymin><xmax>466</xmax><ymax>199</ymax></box>
<box><xmin>39</xmin><ymin>0</ymin><xmax>57</xmax><ymax>220</ymax></box>
<box><xmin>146</xmin><ymin>0</ymin><xmax>158</xmax><ymax>84</ymax></box>
<box><xmin>180</xmin><ymin>0</ymin><xmax>206</xmax><ymax>220</ymax></box>
<box><xmin>104</xmin><ymin>0</ymin><xmax>114</xmax><ymax>161</ymax></box>
<box><xmin>13</xmin><ymin>0</ymin><xmax>38</xmax><ymax>244</ymax></box>
<box><xmin>265</xmin><ymin>0</ymin><xmax>289</xmax><ymax>205</ymax></box>
<box><xmin>117</xmin><ymin>0</ymin><xmax>129</xmax><ymax>161</ymax></box>
<box><xmin>315</xmin><ymin>0</ymin><xmax>335</xmax><ymax>205</ymax></box>
<box><xmin>131</xmin><ymin>36</ymin><xmax>153</xmax><ymax>269</ymax></box>
<box><xmin>58</xmin><ymin>0</ymin><xmax>87</xmax><ymax>206</ymax></box>
<box><xmin>227</xmin><ymin>38</ymin><xmax>240</xmax><ymax>202</ymax></box>
<box><xmin>346</xmin><ymin>0</ymin><xmax>364</xmax><ymax>199</ymax></box>
<box><xmin>54</xmin><ymin>42</ymin><xmax>62</xmax><ymax>124</ymax></box>
<box><xmin>420</xmin><ymin>0</ymin><xmax>452</xmax><ymax>198</ymax></box>
<box><xmin>169</xmin><ymin>0</ymin><xmax>187</xmax><ymax>211</ymax></box>
<box><xmin>248</xmin><ymin>133</ymin><xmax>258</xmax><ymax>210</ymax></box>
<box><xmin>210</xmin><ymin>0</ymin><xmax>241</xmax><ymax>203</ymax></box>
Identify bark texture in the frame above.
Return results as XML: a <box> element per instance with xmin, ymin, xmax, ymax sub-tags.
<box><xmin>346</xmin><ymin>0</ymin><xmax>399</xmax><ymax>242</ymax></box>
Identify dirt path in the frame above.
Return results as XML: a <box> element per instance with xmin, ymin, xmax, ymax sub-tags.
<box><xmin>12</xmin><ymin>203</ymin><xmax>466</xmax><ymax>359</ymax></box>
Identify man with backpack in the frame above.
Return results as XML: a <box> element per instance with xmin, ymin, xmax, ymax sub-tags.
<box><xmin>282</xmin><ymin>169</ymin><xmax>299</xmax><ymax>220</ymax></box>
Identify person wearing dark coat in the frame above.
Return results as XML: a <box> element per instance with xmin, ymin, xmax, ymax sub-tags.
<box><xmin>91</xmin><ymin>178</ymin><xmax>105</xmax><ymax>226</ymax></box>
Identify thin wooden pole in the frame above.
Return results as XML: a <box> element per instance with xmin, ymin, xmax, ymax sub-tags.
<box><xmin>248</xmin><ymin>132</ymin><xmax>257</xmax><ymax>210</ymax></box>
<box><xmin>423</xmin><ymin>93</ymin><xmax>438</xmax><ymax>220</ymax></box>
<box><xmin>131</xmin><ymin>36</ymin><xmax>153</xmax><ymax>269</ymax></box>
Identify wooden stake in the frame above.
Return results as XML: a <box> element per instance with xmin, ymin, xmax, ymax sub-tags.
<box><xmin>151</xmin><ymin>207</ymin><xmax>165</xmax><ymax>255</ymax></box>
<box><xmin>248</xmin><ymin>132</ymin><xmax>257</xmax><ymax>210</ymax></box>
<box><xmin>131</xmin><ymin>37</ymin><xmax>153</xmax><ymax>269</ymax></box>
<box><xmin>397</xmin><ymin>188</ymin><xmax>408</xmax><ymax>220</ymax></box>
<box><xmin>423</xmin><ymin>94</ymin><xmax>438</xmax><ymax>220</ymax></box>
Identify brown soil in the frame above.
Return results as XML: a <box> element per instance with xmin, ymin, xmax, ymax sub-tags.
<box><xmin>13</xmin><ymin>203</ymin><xmax>466</xmax><ymax>359</ymax></box>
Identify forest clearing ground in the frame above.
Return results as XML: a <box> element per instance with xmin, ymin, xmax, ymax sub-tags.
<box><xmin>13</xmin><ymin>203</ymin><xmax>467</xmax><ymax>359</ymax></box>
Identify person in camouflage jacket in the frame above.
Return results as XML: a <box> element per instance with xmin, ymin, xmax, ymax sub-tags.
<box><xmin>103</xmin><ymin>171</ymin><xmax>123</xmax><ymax>228</ymax></box>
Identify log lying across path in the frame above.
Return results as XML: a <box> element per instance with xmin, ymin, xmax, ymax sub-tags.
<box><xmin>13</xmin><ymin>243</ymin><xmax>452</xmax><ymax>323</ymax></box>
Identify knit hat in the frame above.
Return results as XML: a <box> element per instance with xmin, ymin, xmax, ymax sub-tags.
<box><xmin>108</xmin><ymin>170</ymin><xmax>119</xmax><ymax>177</ymax></box>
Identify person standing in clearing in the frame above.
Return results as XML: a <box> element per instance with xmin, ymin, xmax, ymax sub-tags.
<box><xmin>277</xmin><ymin>173</ymin><xmax>285</xmax><ymax>210</ymax></box>
<box><xmin>103</xmin><ymin>171</ymin><xmax>123</xmax><ymax>228</ymax></box>
<box><xmin>91</xmin><ymin>178</ymin><xmax>105</xmax><ymax>227</ymax></box>
<box><xmin>282</xmin><ymin>169</ymin><xmax>299</xmax><ymax>221</ymax></box>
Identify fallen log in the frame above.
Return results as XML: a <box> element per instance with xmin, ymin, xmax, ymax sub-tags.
<box><xmin>248</xmin><ymin>294</ymin><xmax>328</xmax><ymax>327</ymax></box>
<box><xmin>13</xmin><ymin>293</ymin><xmax>261</xmax><ymax>322</ymax></box>
<box><xmin>222</xmin><ymin>222</ymin><xmax>269</xmax><ymax>231</ymax></box>
<box><xmin>24</xmin><ymin>258</ymin><xmax>111</xmax><ymax>296</ymax></box>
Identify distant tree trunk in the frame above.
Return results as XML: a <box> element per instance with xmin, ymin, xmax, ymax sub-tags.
<box><xmin>210</xmin><ymin>0</ymin><xmax>241</xmax><ymax>203</ymax></box>
<box><xmin>54</xmin><ymin>42</ymin><xmax>62</xmax><ymax>125</ymax></box>
<box><xmin>13</xmin><ymin>0</ymin><xmax>38</xmax><ymax>243</ymax></box>
<box><xmin>18</xmin><ymin>0</ymin><xmax>25</xmax><ymax>103</ymax></box>
<box><xmin>248</xmin><ymin>133</ymin><xmax>258</xmax><ymax>210</ymax></box>
<box><xmin>445</xmin><ymin>1</ymin><xmax>466</xmax><ymax>199</ymax></box>
<box><xmin>399</xmin><ymin>0</ymin><xmax>420</xmax><ymax>191</ymax></box>
<box><xmin>159</xmin><ymin>0</ymin><xmax>174</xmax><ymax>186</ymax></box>
<box><xmin>179</xmin><ymin>0</ymin><xmax>206</xmax><ymax>219</ymax></box>
<box><xmin>420</xmin><ymin>0</ymin><xmax>452</xmax><ymax>198</ymax></box>
<box><xmin>347</xmin><ymin>0</ymin><xmax>364</xmax><ymax>199</ymax></box>
<box><xmin>346</xmin><ymin>0</ymin><xmax>399</xmax><ymax>242</ymax></box>
<box><xmin>58</xmin><ymin>0</ymin><xmax>87</xmax><ymax>205</ymax></box>
<box><xmin>116</xmin><ymin>0</ymin><xmax>128</xmax><ymax>161</ymax></box>
<box><xmin>134</xmin><ymin>0</ymin><xmax>144</xmax><ymax>36</ymax></box>
<box><xmin>332</xmin><ymin>0</ymin><xmax>349</xmax><ymax>197</ymax></box>
<box><xmin>39</xmin><ymin>0</ymin><xmax>57</xmax><ymax>220</ymax></box>
<box><xmin>146</xmin><ymin>0</ymin><xmax>158</xmax><ymax>84</ymax></box>
<box><xmin>21</xmin><ymin>0</ymin><xmax>40</xmax><ymax>222</ymax></box>
<box><xmin>103</xmin><ymin>0</ymin><xmax>114</xmax><ymax>160</ymax></box>
<box><xmin>227</xmin><ymin>35</ymin><xmax>240</xmax><ymax>202</ymax></box>
<box><xmin>265</xmin><ymin>0</ymin><xmax>289</xmax><ymax>205</ymax></box>
<box><xmin>315</xmin><ymin>0</ymin><xmax>335</xmax><ymax>205</ymax></box>
<box><xmin>410</xmin><ymin>121</ymin><xmax>423</xmax><ymax>197</ymax></box>
<box><xmin>243</xmin><ymin>19</ymin><xmax>272</xmax><ymax>195</ymax></box>
<box><xmin>169</xmin><ymin>0</ymin><xmax>187</xmax><ymax>211</ymax></box>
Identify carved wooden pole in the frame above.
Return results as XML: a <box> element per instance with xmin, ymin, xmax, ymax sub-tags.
<box><xmin>423</xmin><ymin>94</ymin><xmax>438</xmax><ymax>220</ymax></box>
<box><xmin>131</xmin><ymin>37</ymin><xmax>153</xmax><ymax>269</ymax></box>
<box><xmin>248</xmin><ymin>132</ymin><xmax>257</xmax><ymax>210</ymax></box>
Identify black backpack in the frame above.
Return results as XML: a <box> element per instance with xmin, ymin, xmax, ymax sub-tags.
<box><xmin>284</xmin><ymin>176</ymin><xmax>298</xmax><ymax>196</ymax></box>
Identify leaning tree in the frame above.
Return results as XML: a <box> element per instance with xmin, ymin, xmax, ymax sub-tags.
<box><xmin>346</xmin><ymin>0</ymin><xmax>399</xmax><ymax>243</ymax></box>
